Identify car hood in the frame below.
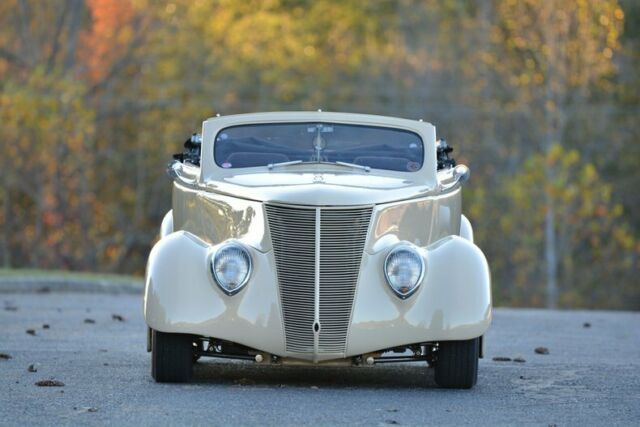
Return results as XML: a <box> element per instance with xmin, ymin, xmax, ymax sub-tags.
<box><xmin>205</xmin><ymin>172</ymin><xmax>435</xmax><ymax>206</ymax></box>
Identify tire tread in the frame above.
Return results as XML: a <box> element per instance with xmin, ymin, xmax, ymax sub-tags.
<box><xmin>151</xmin><ymin>330</ymin><xmax>193</xmax><ymax>383</ymax></box>
<box><xmin>434</xmin><ymin>338</ymin><xmax>479</xmax><ymax>389</ymax></box>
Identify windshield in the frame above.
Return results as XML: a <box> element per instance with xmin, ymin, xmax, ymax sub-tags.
<box><xmin>214</xmin><ymin>122</ymin><xmax>424</xmax><ymax>172</ymax></box>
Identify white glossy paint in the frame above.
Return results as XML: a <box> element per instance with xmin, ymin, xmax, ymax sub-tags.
<box><xmin>144</xmin><ymin>231</ymin><xmax>286</xmax><ymax>356</ymax></box>
<box><xmin>144</xmin><ymin>112</ymin><xmax>492</xmax><ymax>363</ymax></box>
<box><xmin>195</xmin><ymin>112</ymin><xmax>439</xmax><ymax>206</ymax></box>
<box><xmin>460</xmin><ymin>214</ymin><xmax>474</xmax><ymax>243</ymax></box>
<box><xmin>160</xmin><ymin>210</ymin><xmax>173</xmax><ymax>238</ymax></box>
<box><xmin>144</xmin><ymin>232</ymin><xmax>491</xmax><ymax>361</ymax></box>
<box><xmin>347</xmin><ymin>236</ymin><xmax>491</xmax><ymax>356</ymax></box>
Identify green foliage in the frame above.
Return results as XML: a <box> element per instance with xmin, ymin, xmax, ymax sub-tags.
<box><xmin>482</xmin><ymin>146</ymin><xmax>639</xmax><ymax>308</ymax></box>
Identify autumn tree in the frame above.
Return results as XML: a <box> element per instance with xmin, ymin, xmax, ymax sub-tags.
<box><xmin>488</xmin><ymin>0</ymin><xmax>625</xmax><ymax>307</ymax></box>
<box><xmin>0</xmin><ymin>0</ymin><xmax>637</xmax><ymax>309</ymax></box>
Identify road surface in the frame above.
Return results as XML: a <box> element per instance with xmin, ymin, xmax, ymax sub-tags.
<box><xmin>1</xmin><ymin>293</ymin><xmax>639</xmax><ymax>426</ymax></box>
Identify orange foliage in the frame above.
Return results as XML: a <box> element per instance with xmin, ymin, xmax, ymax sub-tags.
<box><xmin>79</xmin><ymin>0</ymin><xmax>135</xmax><ymax>82</ymax></box>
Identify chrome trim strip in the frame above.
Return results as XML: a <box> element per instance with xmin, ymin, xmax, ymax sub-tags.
<box><xmin>313</xmin><ymin>208</ymin><xmax>321</xmax><ymax>362</ymax></box>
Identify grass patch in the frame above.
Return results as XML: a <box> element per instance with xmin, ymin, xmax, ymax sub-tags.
<box><xmin>0</xmin><ymin>268</ymin><xmax>141</xmax><ymax>283</ymax></box>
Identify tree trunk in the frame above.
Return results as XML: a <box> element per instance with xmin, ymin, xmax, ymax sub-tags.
<box><xmin>1</xmin><ymin>183</ymin><xmax>11</xmax><ymax>268</ymax></box>
<box><xmin>544</xmin><ymin>185</ymin><xmax>558</xmax><ymax>308</ymax></box>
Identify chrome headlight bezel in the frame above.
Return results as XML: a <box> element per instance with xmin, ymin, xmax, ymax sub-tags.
<box><xmin>210</xmin><ymin>241</ymin><xmax>252</xmax><ymax>296</ymax></box>
<box><xmin>383</xmin><ymin>244</ymin><xmax>425</xmax><ymax>299</ymax></box>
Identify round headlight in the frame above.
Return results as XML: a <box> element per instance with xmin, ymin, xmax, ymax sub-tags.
<box><xmin>384</xmin><ymin>245</ymin><xmax>425</xmax><ymax>299</ymax></box>
<box><xmin>211</xmin><ymin>243</ymin><xmax>252</xmax><ymax>295</ymax></box>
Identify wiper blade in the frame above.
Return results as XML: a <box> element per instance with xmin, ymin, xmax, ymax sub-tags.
<box><xmin>267</xmin><ymin>160</ymin><xmax>303</xmax><ymax>170</ymax></box>
<box><xmin>267</xmin><ymin>159</ymin><xmax>371</xmax><ymax>172</ymax></box>
<box><xmin>333</xmin><ymin>161</ymin><xmax>370</xmax><ymax>172</ymax></box>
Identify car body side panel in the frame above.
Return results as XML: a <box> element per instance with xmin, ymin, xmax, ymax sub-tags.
<box><xmin>367</xmin><ymin>188</ymin><xmax>461</xmax><ymax>253</ymax></box>
<box><xmin>172</xmin><ymin>183</ymin><xmax>271</xmax><ymax>252</ymax></box>
<box><xmin>171</xmin><ymin>186</ymin><xmax>461</xmax><ymax>257</ymax></box>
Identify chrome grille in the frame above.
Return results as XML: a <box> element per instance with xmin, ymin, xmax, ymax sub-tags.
<box><xmin>318</xmin><ymin>208</ymin><xmax>372</xmax><ymax>353</ymax></box>
<box><xmin>265</xmin><ymin>204</ymin><xmax>373</xmax><ymax>355</ymax></box>
<box><xmin>265</xmin><ymin>205</ymin><xmax>316</xmax><ymax>353</ymax></box>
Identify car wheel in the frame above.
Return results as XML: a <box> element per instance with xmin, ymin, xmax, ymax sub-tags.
<box><xmin>151</xmin><ymin>330</ymin><xmax>194</xmax><ymax>383</ymax></box>
<box><xmin>434</xmin><ymin>338</ymin><xmax>479</xmax><ymax>389</ymax></box>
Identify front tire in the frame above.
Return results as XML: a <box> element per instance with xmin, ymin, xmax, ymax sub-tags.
<box><xmin>434</xmin><ymin>338</ymin><xmax>479</xmax><ymax>389</ymax></box>
<box><xmin>151</xmin><ymin>330</ymin><xmax>194</xmax><ymax>383</ymax></box>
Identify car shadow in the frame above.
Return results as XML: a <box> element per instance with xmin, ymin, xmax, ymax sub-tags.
<box><xmin>192</xmin><ymin>359</ymin><xmax>436</xmax><ymax>389</ymax></box>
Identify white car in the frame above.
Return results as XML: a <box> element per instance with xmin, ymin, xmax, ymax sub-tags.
<box><xmin>144</xmin><ymin>111</ymin><xmax>491</xmax><ymax>388</ymax></box>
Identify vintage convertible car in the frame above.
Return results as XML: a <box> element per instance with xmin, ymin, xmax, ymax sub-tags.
<box><xmin>144</xmin><ymin>111</ymin><xmax>491</xmax><ymax>388</ymax></box>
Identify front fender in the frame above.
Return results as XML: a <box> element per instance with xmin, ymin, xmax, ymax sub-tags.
<box><xmin>143</xmin><ymin>231</ymin><xmax>286</xmax><ymax>355</ymax></box>
<box><xmin>347</xmin><ymin>235</ymin><xmax>491</xmax><ymax>355</ymax></box>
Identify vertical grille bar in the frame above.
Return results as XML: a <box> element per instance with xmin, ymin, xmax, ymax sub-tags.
<box><xmin>266</xmin><ymin>204</ymin><xmax>373</xmax><ymax>355</ymax></box>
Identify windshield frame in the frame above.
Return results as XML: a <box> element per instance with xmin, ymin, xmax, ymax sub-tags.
<box><xmin>212</xmin><ymin>121</ymin><xmax>425</xmax><ymax>173</ymax></box>
<box><xmin>198</xmin><ymin>112</ymin><xmax>439</xmax><ymax>190</ymax></box>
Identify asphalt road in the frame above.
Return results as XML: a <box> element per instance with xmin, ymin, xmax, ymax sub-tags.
<box><xmin>1</xmin><ymin>293</ymin><xmax>639</xmax><ymax>426</ymax></box>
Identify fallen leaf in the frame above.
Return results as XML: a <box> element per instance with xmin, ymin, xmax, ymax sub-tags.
<box><xmin>583</xmin><ymin>322</ymin><xmax>591</xmax><ymax>328</ymax></box>
<box><xmin>28</xmin><ymin>364</ymin><xmax>38</xmax><ymax>372</ymax></box>
<box><xmin>111</xmin><ymin>314</ymin><xmax>125</xmax><ymax>322</ymax></box>
<box><xmin>534</xmin><ymin>347</ymin><xmax>549</xmax><ymax>355</ymax></box>
<box><xmin>492</xmin><ymin>356</ymin><xmax>511</xmax><ymax>362</ymax></box>
<box><xmin>385</xmin><ymin>420</ymin><xmax>399</xmax><ymax>425</ymax></box>
<box><xmin>0</xmin><ymin>353</ymin><xmax>12</xmax><ymax>360</ymax></box>
<box><xmin>234</xmin><ymin>378</ymin><xmax>255</xmax><ymax>386</ymax></box>
<box><xmin>4</xmin><ymin>306</ymin><xmax>18</xmax><ymax>311</ymax></box>
<box><xmin>84</xmin><ymin>319</ymin><xmax>96</xmax><ymax>324</ymax></box>
<box><xmin>35</xmin><ymin>379</ymin><xmax>64</xmax><ymax>387</ymax></box>
<box><xmin>42</xmin><ymin>324</ymin><xmax>50</xmax><ymax>329</ymax></box>
<box><xmin>26</xmin><ymin>329</ymin><xmax>36</xmax><ymax>336</ymax></box>
<box><xmin>513</xmin><ymin>357</ymin><xmax>526</xmax><ymax>363</ymax></box>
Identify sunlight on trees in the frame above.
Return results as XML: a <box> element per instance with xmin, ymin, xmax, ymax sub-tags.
<box><xmin>0</xmin><ymin>0</ymin><xmax>638</xmax><ymax>309</ymax></box>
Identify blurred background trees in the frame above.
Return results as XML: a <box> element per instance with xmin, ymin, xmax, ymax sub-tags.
<box><xmin>0</xmin><ymin>0</ymin><xmax>638</xmax><ymax>309</ymax></box>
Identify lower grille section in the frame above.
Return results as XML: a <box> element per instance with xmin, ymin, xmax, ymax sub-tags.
<box><xmin>265</xmin><ymin>204</ymin><xmax>373</xmax><ymax>355</ymax></box>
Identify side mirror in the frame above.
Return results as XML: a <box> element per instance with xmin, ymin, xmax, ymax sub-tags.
<box><xmin>166</xmin><ymin>160</ymin><xmax>200</xmax><ymax>187</ymax></box>
<box><xmin>439</xmin><ymin>164</ymin><xmax>470</xmax><ymax>192</ymax></box>
<box><xmin>453</xmin><ymin>164</ymin><xmax>470</xmax><ymax>184</ymax></box>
